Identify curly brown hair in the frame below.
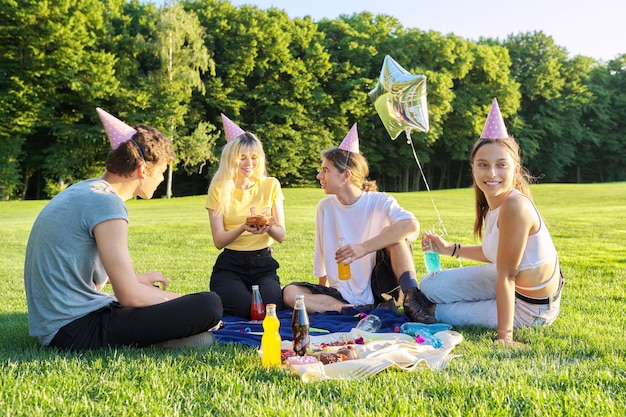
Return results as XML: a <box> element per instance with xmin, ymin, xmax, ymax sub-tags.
<box><xmin>105</xmin><ymin>124</ymin><xmax>175</xmax><ymax>177</ymax></box>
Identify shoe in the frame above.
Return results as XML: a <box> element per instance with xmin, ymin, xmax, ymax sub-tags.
<box><xmin>341</xmin><ymin>299</ymin><xmax>399</xmax><ymax>316</ymax></box>
<box><xmin>341</xmin><ymin>304</ymin><xmax>374</xmax><ymax>315</ymax></box>
<box><xmin>155</xmin><ymin>331</ymin><xmax>216</xmax><ymax>349</ymax></box>
<box><xmin>210</xmin><ymin>320</ymin><xmax>225</xmax><ymax>331</ymax></box>
<box><xmin>375</xmin><ymin>299</ymin><xmax>399</xmax><ymax>313</ymax></box>
<box><xmin>403</xmin><ymin>288</ymin><xmax>436</xmax><ymax>324</ymax></box>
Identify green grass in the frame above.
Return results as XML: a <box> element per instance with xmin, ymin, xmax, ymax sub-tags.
<box><xmin>1</xmin><ymin>183</ymin><xmax>625</xmax><ymax>416</ymax></box>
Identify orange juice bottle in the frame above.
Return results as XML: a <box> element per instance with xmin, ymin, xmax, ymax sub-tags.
<box><xmin>337</xmin><ymin>238</ymin><xmax>351</xmax><ymax>280</ymax></box>
<box><xmin>261</xmin><ymin>304</ymin><xmax>282</xmax><ymax>367</ymax></box>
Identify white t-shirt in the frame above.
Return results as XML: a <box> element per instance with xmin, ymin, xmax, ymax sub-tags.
<box><xmin>313</xmin><ymin>192</ymin><xmax>416</xmax><ymax>305</ymax></box>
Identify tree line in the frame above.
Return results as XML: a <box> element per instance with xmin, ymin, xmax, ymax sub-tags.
<box><xmin>1</xmin><ymin>0</ymin><xmax>624</xmax><ymax>200</ymax></box>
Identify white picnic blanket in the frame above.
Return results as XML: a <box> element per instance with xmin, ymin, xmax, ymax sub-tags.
<box><xmin>281</xmin><ymin>328</ymin><xmax>463</xmax><ymax>382</ymax></box>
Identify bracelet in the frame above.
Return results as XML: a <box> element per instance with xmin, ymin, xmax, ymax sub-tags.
<box><xmin>455</xmin><ymin>244</ymin><xmax>461</xmax><ymax>258</ymax></box>
<box><xmin>497</xmin><ymin>328</ymin><xmax>513</xmax><ymax>341</ymax></box>
<box><xmin>450</xmin><ymin>243</ymin><xmax>458</xmax><ymax>257</ymax></box>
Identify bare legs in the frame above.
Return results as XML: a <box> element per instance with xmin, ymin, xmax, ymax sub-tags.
<box><xmin>282</xmin><ymin>285</ymin><xmax>346</xmax><ymax>313</ymax></box>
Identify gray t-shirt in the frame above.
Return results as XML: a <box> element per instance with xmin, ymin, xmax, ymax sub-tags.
<box><xmin>24</xmin><ymin>178</ymin><xmax>127</xmax><ymax>345</ymax></box>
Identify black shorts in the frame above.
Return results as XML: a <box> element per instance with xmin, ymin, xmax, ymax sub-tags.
<box><xmin>285</xmin><ymin>281</ymin><xmax>348</xmax><ymax>303</ymax></box>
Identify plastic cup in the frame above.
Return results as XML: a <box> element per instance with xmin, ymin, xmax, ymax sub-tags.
<box><xmin>356</xmin><ymin>314</ymin><xmax>382</xmax><ymax>332</ymax></box>
<box><xmin>424</xmin><ymin>251</ymin><xmax>441</xmax><ymax>273</ymax></box>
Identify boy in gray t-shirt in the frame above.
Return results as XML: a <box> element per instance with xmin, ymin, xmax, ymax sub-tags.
<box><xmin>24</xmin><ymin>110</ymin><xmax>222</xmax><ymax>350</ymax></box>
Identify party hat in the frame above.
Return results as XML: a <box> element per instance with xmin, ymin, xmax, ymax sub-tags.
<box><xmin>480</xmin><ymin>98</ymin><xmax>509</xmax><ymax>139</ymax></box>
<box><xmin>96</xmin><ymin>107</ymin><xmax>137</xmax><ymax>149</ymax></box>
<box><xmin>338</xmin><ymin>123</ymin><xmax>359</xmax><ymax>154</ymax></box>
<box><xmin>221</xmin><ymin>113</ymin><xmax>246</xmax><ymax>142</ymax></box>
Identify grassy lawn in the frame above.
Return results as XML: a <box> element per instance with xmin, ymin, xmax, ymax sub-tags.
<box><xmin>0</xmin><ymin>183</ymin><xmax>624</xmax><ymax>416</ymax></box>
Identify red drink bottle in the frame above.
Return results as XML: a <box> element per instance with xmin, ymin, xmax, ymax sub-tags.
<box><xmin>250</xmin><ymin>285</ymin><xmax>265</xmax><ymax>321</ymax></box>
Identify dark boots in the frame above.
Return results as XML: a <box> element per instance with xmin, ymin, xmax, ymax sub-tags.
<box><xmin>403</xmin><ymin>287</ymin><xmax>436</xmax><ymax>324</ymax></box>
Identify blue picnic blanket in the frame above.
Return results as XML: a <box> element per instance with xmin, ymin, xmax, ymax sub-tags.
<box><xmin>213</xmin><ymin>307</ymin><xmax>410</xmax><ymax>347</ymax></box>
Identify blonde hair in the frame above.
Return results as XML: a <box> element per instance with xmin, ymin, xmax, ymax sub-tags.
<box><xmin>208</xmin><ymin>132</ymin><xmax>267</xmax><ymax>216</ymax></box>
<box><xmin>470</xmin><ymin>137</ymin><xmax>534</xmax><ymax>238</ymax></box>
<box><xmin>321</xmin><ymin>147</ymin><xmax>377</xmax><ymax>192</ymax></box>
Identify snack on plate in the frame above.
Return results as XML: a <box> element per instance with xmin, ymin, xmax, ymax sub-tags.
<box><xmin>337</xmin><ymin>346</ymin><xmax>358</xmax><ymax>360</ymax></box>
<box><xmin>246</xmin><ymin>215</ymin><xmax>274</xmax><ymax>226</ymax></box>
<box><xmin>309</xmin><ymin>345</ymin><xmax>359</xmax><ymax>364</ymax></box>
<box><xmin>319</xmin><ymin>352</ymin><xmax>348</xmax><ymax>364</ymax></box>
<box><xmin>281</xmin><ymin>349</ymin><xmax>297</xmax><ymax>363</ymax></box>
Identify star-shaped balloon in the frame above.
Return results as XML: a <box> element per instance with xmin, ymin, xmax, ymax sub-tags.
<box><xmin>368</xmin><ymin>55</ymin><xmax>429</xmax><ymax>139</ymax></box>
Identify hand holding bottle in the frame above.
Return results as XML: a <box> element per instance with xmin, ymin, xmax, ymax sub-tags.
<box><xmin>421</xmin><ymin>231</ymin><xmax>448</xmax><ymax>252</ymax></box>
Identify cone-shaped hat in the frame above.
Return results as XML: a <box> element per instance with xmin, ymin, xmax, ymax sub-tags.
<box><xmin>221</xmin><ymin>113</ymin><xmax>246</xmax><ymax>142</ymax></box>
<box><xmin>96</xmin><ymin>108</ymin><xmax>137</xmax><ymax>149</ymax></box>
<box><xmin>338</xmin><ymin>123</ymin><xmax>359</xmax><ymax>154</ymax></box>
<box><xmin>480</xmin><ymin>98</ymin><xmax>509</xmax><ymax>139</ymax></box>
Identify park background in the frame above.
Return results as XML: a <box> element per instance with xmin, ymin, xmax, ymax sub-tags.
<box><xmin>1</xmin><ymin>0</ymin><xmax>625</xmax><ymax>201</ymax></box>
<box><xmin>1</xmin><ymin>185</ymin><xmax>624</xmax><ymax>415</ymax></box>
<box><xmin>1</xmin><ymin>1</ymin><xmax>625</xmax><ymax>415</ymax></box>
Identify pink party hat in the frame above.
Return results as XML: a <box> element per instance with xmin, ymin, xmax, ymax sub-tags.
<box><xmin>96</xmin><ymin>107</ymin><xmax>137</xmax><ymax>149</ymax></box>
<box><xmin>480</xmin><ymin>98</ymin><xmax>509</xmax><ymax>139</ymax></box>
<box><xmin>221</xmin><ymin>113</ymin><xmax>245</xmax><ymax>142</ymax></box>
<box><xmin>338</xmin><ymin>123</ymin><xmax>359</xmax><ymax>154</ymax></box>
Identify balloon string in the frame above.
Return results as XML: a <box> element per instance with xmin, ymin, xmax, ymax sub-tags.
<box><xmin>405</xmin><ymin>130</ymin><xmax>448</xmax><ymax>238</ymax></box>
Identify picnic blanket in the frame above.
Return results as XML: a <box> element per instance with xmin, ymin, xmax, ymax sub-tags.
<box><xmin>213</xmin><ymin>307</ymin><xmax>463</xmax><ymax>380</ymax></box>
<box><xmin>213</xmin><ymin>307</ymin><xmax>409</xmax><ymax>346</ymax></box>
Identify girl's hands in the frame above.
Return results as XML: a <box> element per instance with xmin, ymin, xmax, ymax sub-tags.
<box><xmin>494</xmin><ymin>329</ymin><xmax>526</xmax><ymax>347</ymax></box>
<box><xmin>422</xmin><ymin>231</ymin><xmax>451</xmax><ymax>255</ymax></box>
<box><xmin>244</xmin><ymin>223</ymin><xmax>272</xmax><ymax>234</ymax></box>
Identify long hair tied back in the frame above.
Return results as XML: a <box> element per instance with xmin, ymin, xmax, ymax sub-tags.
<box><xmin>321</xmin><ymin>147</ymin><xmax>377</xmax><ymax>192</ymax></box>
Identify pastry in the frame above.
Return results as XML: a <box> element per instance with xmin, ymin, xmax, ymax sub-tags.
<box><xmin>246</xmin><ymin>215</ymin><xmax>273</xmax><ymax>226</ymax></box>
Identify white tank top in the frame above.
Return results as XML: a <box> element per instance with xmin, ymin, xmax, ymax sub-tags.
<box><xmin>482</xmin><ymin>190</ymin><xmax>557</xmax><ymax>272</ymax></box>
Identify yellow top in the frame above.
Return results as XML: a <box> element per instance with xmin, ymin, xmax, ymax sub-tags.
<box><xmin>206</xmin><ymin>177</ymin><xmax>284</xmax><ymax>251</ymax></box>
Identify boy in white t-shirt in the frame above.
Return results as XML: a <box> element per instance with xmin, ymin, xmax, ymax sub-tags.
<box><xmin>282</xmin><ymin>124</ymin><xmax>435</xmax><ymax>324</ymax></box>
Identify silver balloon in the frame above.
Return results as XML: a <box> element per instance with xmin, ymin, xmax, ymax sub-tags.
<box><xmin>368</xmin><ymin>55</ymin><xmax>429</xmax><ymax>139</ymax></box>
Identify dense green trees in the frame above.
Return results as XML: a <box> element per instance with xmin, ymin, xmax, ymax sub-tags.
<box><xmin>1</xmin><ymin>0</ymin><xmax>624</xmax><ymax>200</ymax></box>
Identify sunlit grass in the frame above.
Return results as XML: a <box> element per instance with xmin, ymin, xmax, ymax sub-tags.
<box><xmin>0</xmin><ymin>183</ymin><xmax>624</xmax><ymax>416</ymax></box>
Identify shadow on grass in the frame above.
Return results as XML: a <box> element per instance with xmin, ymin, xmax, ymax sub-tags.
<box><xmin>0</xmin><ymin>312</ymin><xmax>39</xmax><ymax>352</ymax></box>
<box><xmin>0</xmin><ymin>311</ymin><xmax>268</xmax><ymax>372</ymax></box>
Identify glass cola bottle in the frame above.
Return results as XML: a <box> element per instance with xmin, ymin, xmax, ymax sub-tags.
<box><xmin>291</xmin><ymin>294</ymin><xmax>310</xmax><ymax>356</ymax></box>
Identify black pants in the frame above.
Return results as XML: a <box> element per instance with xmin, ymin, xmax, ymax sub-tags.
<box><xmin>210</xmin><ymin>248</ymin><xmax>283</xmax><ymax>318</ymax></box>
<box><xmin>370</xmin><ymin>248</ymin><xmax>402</xmax><ymax>304</ymax></box>
<box><xmin>49</xmin><ymin>292</ymin><xmax>223</xmax><ymax>351</ymax></box>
